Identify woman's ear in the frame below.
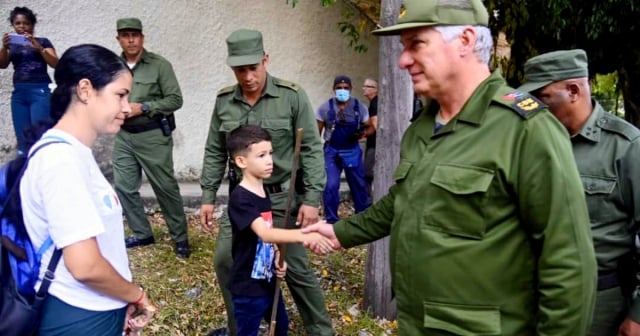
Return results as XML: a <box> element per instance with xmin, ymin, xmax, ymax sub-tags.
<box><xmin>75</xmin><ymin>78</ymin><xmax>93</xmax><ymax>104</ymax></box>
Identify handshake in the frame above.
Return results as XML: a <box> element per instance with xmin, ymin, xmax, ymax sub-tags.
<box><xmin>300</xmin><ymin>221</ymin><xmax>342</xmax><ymax>255</ymax></box>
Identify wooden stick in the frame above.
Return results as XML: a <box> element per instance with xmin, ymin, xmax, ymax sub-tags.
<box><xmin>268</xmin><ymin>128</ymin><xmax>304</xmax><ymax>336</ymax></box>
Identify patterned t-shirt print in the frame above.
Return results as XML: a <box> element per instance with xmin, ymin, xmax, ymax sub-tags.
<box><xmin>251</xmin><ymin>211</ymin><xmax>276</xmax><ymax>281</ymax></box>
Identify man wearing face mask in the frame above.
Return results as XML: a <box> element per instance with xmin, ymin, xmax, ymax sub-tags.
<box><xmin>316</xmin><ymin>75</ymin><xmax>370</xmax><ymax>224</ymax></box>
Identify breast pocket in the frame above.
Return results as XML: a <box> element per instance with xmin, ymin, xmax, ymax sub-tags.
<box><xmin>424</xmin><ymin>164</ymin><xmax>495</xmax><ymax>239</ymax></box>
<box><xmin>133</xmin><ymin>74</ymin><xmax>160</xmax><ymax>98</ymax></box>
<box><xmin>219</xmin><ymin>120</ymin><xmax>240</xmax><ymax>134</ymax></box>
<box><xmin>261</xmin><ymin>119</ymin><xmax>292</xmax><ymax>150</ymax></box>
<box><xmin>581</xmin><ymin>175</ymin><xmax>616</xmax><ymax>220</ymax></box>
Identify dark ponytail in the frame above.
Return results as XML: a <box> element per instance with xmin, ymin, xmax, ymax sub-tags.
<box><xmin>24</xmin><ymin>44</ymin><xmax>130</xmax><ymax>149</ymax></box>
<box><xmin>50</xmin><ymin>84</ymin><xmax>72</xmax><ymax>122</ymax></box>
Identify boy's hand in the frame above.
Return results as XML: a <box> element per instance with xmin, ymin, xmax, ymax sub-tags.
<box><xmin>302</xmin><ymin>221</ymin><xmax>342</xmax><ymax>254</ymax></box>
<box><xmin>303</xmin><ymin>232</ymin><xmax>335</xmax><ymax>254</ymax></box>
<box><xmin>275</xmin><ymin>260</ymin><xmax>287</xmax><ymax>279</ymax></box>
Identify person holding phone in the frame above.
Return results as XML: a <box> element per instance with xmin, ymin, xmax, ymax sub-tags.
<box><xmin>0</xmin><ymin>6</ymin><xmax>58</xmax><ymax>157</ymax></box>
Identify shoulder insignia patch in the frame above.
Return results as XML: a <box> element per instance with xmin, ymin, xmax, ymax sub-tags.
<box><xmin>273</xmin><ymin>78</ymin><xmax>300</xmax><ymax>92</ymax></box>
<box><xmin>512</xmin><ymin>95</ymin><xmax>545</xmax><ymax>116</ymax></box>
<box><xmin>493</xmin><ymin>88</ymin><xmax>547</xmax><ymax>118</ymax></box>
<box><xmin>217</xmin><ymin>85</ymin><xmax>235</xmax><ymax>96</ymax></box>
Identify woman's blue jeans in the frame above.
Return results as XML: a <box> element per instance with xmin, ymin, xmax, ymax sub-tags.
<box><xmin>11</xmin><ymin>82</ymin><xmax>51</xmax><ymax>155</ymax></box>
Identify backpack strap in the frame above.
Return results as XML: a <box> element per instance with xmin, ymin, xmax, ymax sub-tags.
<box><xmin>0</xmin><ymin>139</ymin><xmax>68</xmax><ymax>221</ymax></box>
<box><xmin>33</xmin><ymin>247</ymin><xmax>62</xmax><ymax>307</ymax></box>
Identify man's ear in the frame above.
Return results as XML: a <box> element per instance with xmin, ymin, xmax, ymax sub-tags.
<box><xmin>567</xmin><ymin>82</ymin><xmax>581</xmax><ymax>102</ymax></box>
<box><xmin>458</xmin><ymin>26</ymin><xmax>477</xmax><ymax>56</ymax></box>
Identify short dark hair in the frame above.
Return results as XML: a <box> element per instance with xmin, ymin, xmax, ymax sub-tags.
<box><xmin>227</xmin><ymin>125</ymin><xmax>272</xmax><ymax>159</ymax></box>
<box><xmin>9</xmin><ymin>7</ymin><xmax>37</xmax><ymax>25</ymax></box>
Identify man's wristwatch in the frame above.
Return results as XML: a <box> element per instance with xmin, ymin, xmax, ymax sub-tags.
<box><xmin>141</xmin><ymin>103</ymin><xmax>150</xmax><ymax>114</ymax></box>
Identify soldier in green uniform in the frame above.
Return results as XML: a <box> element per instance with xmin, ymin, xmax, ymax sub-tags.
<box><xmin>113</xmin><ymin>18</ymin><xmax>190</xmax><ymax>258</ymax></box>
<box><xmin>302</xmin><ymin>0</ymin><xmax>598</xmax><ymax>334</ymax></box>
<box><xmin>519</xmin><ymin>49</ymin><xmax>640</xmax><ymax>336</ymax></box>
<box><xmin>199</xmin><ymin>29</ymin><xmax>332</xmax><ymax>336</ymax></box>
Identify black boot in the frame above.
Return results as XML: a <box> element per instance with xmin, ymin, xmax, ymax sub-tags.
<box><xmin>175</xmin><ymin>240</ymin><xmax>191</xmax><ymax>258</ymax></box>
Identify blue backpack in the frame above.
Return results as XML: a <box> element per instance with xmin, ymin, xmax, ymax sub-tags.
<box><xmin>0</xmin><ymin>139</ymin><xmax>67</xmax><ymax>336</ymax></box>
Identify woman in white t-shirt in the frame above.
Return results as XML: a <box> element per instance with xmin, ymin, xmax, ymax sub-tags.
<box><xmin>20</xmin><ymin>44</ymin><xmax>155</xmax><ymax>336</ymax></box>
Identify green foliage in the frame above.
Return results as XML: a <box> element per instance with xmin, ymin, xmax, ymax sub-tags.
<box><xmin>287</xmin><ymin>0</ymin><xmax>377</xmax><ymax>53</ymax></box>
<box><xmin>592</xmin><ymin>72</ymin><xmax>624</xmax><ymax>116</ymax></box>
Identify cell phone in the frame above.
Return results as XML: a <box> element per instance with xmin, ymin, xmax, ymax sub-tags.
<box><xmin>8</xmin><ymin>33</ymin><xmax>30</xmax><ymax>46</ymax></box>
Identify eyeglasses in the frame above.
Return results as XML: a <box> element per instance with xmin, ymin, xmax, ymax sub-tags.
<box><xmin>363</xmin><ymin>85</ymin><xmax>377</xmax><ymax>89</ymax></box>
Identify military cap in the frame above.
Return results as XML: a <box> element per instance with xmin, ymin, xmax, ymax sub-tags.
<box><xmin>333</xmin><ymin>75</ymin><xmax>352</xmax><ymax>87</ymax></box>
<box><xmin>373</xmin><ymin>0</ymin><xmax>489</xmax><ymax>36</ymax></box>
<box><xmin>117</xmin><ymin>17</ymin><xmax>143</xmax><ymax>31</ymax></box>
<box><xmin>518</xmin><ymin>49</ymin><xmax>589</xmax><ymax>93</ymax></box>
<box><xmin>226</xmin><ymin>29</ymin><xmax>265</xmax><ymax>67</ymax></box>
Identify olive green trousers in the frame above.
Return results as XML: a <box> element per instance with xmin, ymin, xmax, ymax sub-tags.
<box><xmin>113</xmin><ymin>129</ymin><xmax>188</xmax><ymax>243</ymax></box>
<box><xmin>587</xmin><ymin>287</ymin><xmax>628</xmax><ymax>336</ymax></box>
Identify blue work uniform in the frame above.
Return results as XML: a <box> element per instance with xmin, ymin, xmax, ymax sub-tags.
<box><xmin>316</xmin><ymin>98</ymin><xmax>370</xmax><ymax>223</ymax></box>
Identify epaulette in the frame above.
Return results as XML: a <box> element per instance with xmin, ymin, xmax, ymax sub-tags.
<box><xmin>273</xmin><ymin>78</ymin><xmax>300</xmax><ymax>92</ymax></box>
<box><xmin>217</xmin><ymin>85</ymin><xmax>235</xmax><ymax>96</ymax></box>
<box><xmin>492</xmin><ymin>87</ymin><xmax>546</xmax><ymax>119</ymax></box>
<box><xmin>598</xmin><ymin>113</ymin><xmax>640</xmax><ymax>141</ymax></box>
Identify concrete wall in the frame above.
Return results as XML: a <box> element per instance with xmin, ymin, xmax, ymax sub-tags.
<box><xmin>0</xmin><ymin>0</ymin><xmax>379</xmax><ymax>180</ymax></box>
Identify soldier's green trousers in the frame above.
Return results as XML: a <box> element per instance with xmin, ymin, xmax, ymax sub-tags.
<box><xmin>113</xmin><ymin>129</ymin><xmax>188</xmax><ymax>243</ymax></box>
<box><xmin>215</xmin><ymin>191</ymin><xmax>333</xmax><ymax>336</ymax></box>
<box><xmin>587</xmin><ymin>287</ymin><xmax>628</xmax><ymax>336</ymax></box>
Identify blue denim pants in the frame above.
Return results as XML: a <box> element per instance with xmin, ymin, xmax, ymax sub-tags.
<box><xmin>232</xmin><ymin>291</ymin><xmax>289</xmax><ymax>336</ymax></box>
<box><xmin>11</xmin><ymin>82</ymin><xmax>51</xmax><ymax>155</ymax></box>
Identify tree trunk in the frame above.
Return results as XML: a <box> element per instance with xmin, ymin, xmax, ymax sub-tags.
<box><xmin>620</xmin><ymin>49</ymin><xmax>640</xmax><ymax>128</ymax></box>
<box><xmin>363</xmin><ymin>0</ymin><xmax>412</xmax><ymax>319</ymax></box>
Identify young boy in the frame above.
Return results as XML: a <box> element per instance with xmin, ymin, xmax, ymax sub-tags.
<box><xmin>226</xmin><ymin>125</ymin><xmax>333</xmax><ymax>336</ymax></box>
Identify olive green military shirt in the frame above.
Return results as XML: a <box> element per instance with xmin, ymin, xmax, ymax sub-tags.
<box><xmin>122</xmin><ymin>49</ymin><xmax>183</xmax><ymax>127</ymax></box>
<box><xmin>200</xmin><ymin>74</ymin><xmax>325</xmax><ymax>208</ymax></box>
<box><xmin>333</xmin><ymin>72</ymin><xmax>597</xmax><ymax>335</ymax></box>
<box><xmin>572</xmin><ymin>101</ymin><xmax>640</xmax><ymax>320</ymax></box>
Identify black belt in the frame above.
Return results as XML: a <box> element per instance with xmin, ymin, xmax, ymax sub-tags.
<box><xmin>598</xmin><ymin>271</ymin><xmax>620</xmax><ymax>291</ymax></box>
<box><xmin>121</xmin><ymin>114</ymin><xmax>176</xmax><ymax>134</ymax></box>
<box><xmin>264</xmin><ymin>183</ymin><xmax>283</xmax><ymax>194</ymax></box>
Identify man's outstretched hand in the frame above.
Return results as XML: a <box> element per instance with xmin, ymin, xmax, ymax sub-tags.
<box><xmin>301</xmin><ymin>221</ymin><xmax>342</xmax><ymax>254</ymax></box>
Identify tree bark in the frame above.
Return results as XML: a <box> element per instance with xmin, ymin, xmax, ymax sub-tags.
<box><xmin>363</xmin><ymin>0</ymin><xmax>412</xmax><ymax>319</ymax></box>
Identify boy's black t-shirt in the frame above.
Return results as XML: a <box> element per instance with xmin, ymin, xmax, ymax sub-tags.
<box><xmin>227</xmin><ymin>185</ymin><xmax>276</xmax><ymax>297</ymax></box>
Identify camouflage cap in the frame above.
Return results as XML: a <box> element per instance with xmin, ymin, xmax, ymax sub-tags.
<box><xmin>226</xmin><ymin>29</ymin><xmax>265</xmax><ymax>67</ymax></box>
<box><xmin>117</xmin><ymin>17</ymin><xmax>143</xmax><ymax>31</ymax></box>
<box><xmin>518</xmin><ymin>49</ymin><xmax>589</xmax><ymax>93</ymax></box>
<box><xmin>372</xmin><ymin>0</ymin><xmax>489</xmax><ymax>36</ymax></box>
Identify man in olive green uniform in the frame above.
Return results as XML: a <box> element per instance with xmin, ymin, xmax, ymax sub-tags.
<box><xmin>302</xmin><ymin>0</ymin><xmax>597</xmax><ymax>335</ymax></box>
<box><xmin>519</xmin><ymin>49</ymin><xmax>640</xmax><ymax>336</ymax></box>
<box><xmin>113</xmin><ymin>18</ymin><xmax>190</xmax><ymax>258</ymax></box>
<box><xmin>199</xmin><ymin>29</ymin><xmax>332</xmax><ymax>336</ymax></box>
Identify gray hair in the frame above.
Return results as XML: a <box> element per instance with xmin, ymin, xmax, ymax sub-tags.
<box><xmin>434</xmin><ymin>25</ymin><xmax>493</xmax><ymax>64</ymax></box>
